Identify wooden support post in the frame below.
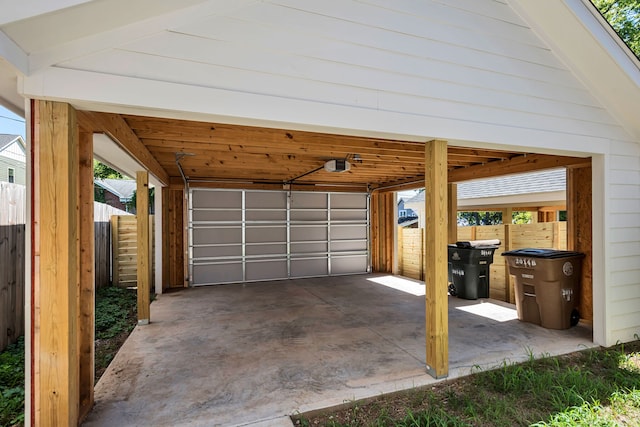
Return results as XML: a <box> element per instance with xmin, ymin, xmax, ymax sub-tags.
<box><xmin>136</xmin><ymin>171</ymin><xmax>151</xmax><ymax>324</ymax></box>
<box><xmin>424</xmin><ymin>139</ymin><xmax>448</xmax><ymax>379</ymax></box>
<box><xmin>77</xmin><ymin>131</ymin><xmax>95</xmax><ymax>421</ymax></box>
<box><xmin>502</xmin><ymin>208</ymin><xmax>513</xmax><ymax>302</ymax></box>
<box><xmin>448</xmin><ymin>183</ymin><xmax>457</xmax><ymax>244</ymax></box>
<box><xmin>31</xmin><ymin>100</ymin><xmax>80</xmax><ymax>425</ymax></box>
<box><xmin>567</xmin><ymin>165</ymin><xmax>593</xmax><ymax>322</ymax></box>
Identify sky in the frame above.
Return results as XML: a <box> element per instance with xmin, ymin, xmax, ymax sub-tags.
<box><xmin>0</xmin><ymin>105</ymin><xmax>26</xmax><ymax>138</ymax></box>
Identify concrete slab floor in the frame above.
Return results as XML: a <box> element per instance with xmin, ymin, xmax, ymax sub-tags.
<box><xmin>83</xmin><ymin>274</ymin><xmax>595</xmax><ymax>427</ymax></box>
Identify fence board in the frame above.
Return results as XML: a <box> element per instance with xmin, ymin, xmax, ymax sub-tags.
<box><xmin>0</xmin><ymin>225</ymin><xmax>25</xmax><ymax>351</ymax></box>
<box><xmin>111</xmin><ymin>215</ymin><xmax>155</xmax><ymax>288</ymax></box>
<box><xmin>399</xmin><ymin>222</ymin><xmax>568</xmax><ymax>303</ymax></box>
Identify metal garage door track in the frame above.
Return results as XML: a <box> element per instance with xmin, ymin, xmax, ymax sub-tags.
<box><xmin>83</xmin><ymin>274</ymin><xmax>594</xmax><ymax>426</ymax></box>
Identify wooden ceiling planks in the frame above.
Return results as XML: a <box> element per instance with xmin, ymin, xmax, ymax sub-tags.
<box><xmin>83</xmin><ymin>112</ymin><xmax>589</xmax><ymax>190</ymax></box>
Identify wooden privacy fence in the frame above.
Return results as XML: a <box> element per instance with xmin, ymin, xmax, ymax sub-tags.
<box><xmin>111</xmin><ymin>215</ymin><xmax>155</xmax><ymax>288</ymax></box>
<box><xmin>399</xmin><ymin>222</ymin><xmax>567</xmax><ymax>303</ymax></box>
<box><xmin>0</xmin><ymin>224</ymin><xmax>25</xmax><ymax>351</ymax></box>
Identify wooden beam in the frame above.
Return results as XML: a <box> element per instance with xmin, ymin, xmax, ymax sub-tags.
<box><xmin>136</xmin><ymin>171</ymin><xmax>151</xmax><ymax>324</ymax></box>
<box><xmin>502</xmin><ymin>208</ymin><xmax>513</xmax><ymax>304</ymax></box>
<box><xmin>32</xmin><ymin>100</ymin><xmax>80</xmax><ymax>425</ymax></box>
<box><xmin>448</xmin><ymin>184</ymin><xmax>457</xmax><ymax>244</ymax></box>
<box><xmin>77</xmin><ymin>131</ymin><xmax>95</xmax><ymax>422</ymax></box>
<box><xmin>424</xmin><ymin>139</ymin><xmax>448</xmax><ymax>379</ymax></box>
<box><xmin>82</xmin><ymin>112</ymin><xmax>169</xmax><ymax>185</ymax></box>
<box><xmin>567</xmin><ymin>165</ymin><xmax>593</xmax><ymax>322</ymax></box>
<box><xmin>448</xmin><ymin>154</ymin><xmax>591</xmax><ymax>183</ymax></box>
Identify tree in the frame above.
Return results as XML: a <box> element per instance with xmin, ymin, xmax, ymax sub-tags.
<box><xmin>93</xmin><ymin>160</ymin><xmax>123</xmax><ymax>179</ymax></box>
<box><xmin>593</xmin><ymin>0</ymin><xmax>640</xmax><ymax>58</ymax></box>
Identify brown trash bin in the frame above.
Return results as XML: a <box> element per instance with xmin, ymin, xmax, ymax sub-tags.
<box><xmin>502</xmin><ymin>249</ymin><xmax>584</xmax><ymax>330</ymax></box>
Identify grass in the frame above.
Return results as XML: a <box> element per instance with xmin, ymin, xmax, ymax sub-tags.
<box><xmin>0</xmin><ymin>337</ymin><xmax>24</xmax><ymax>427</ymax></box>
<box><xmin>0</xmin><ymin>285</ymin><xmax>139</xmax><ymax>426</ymax></box>
<box><xmin>293</xmin><ymin>340</ymin><xmax>640</xmax><ymax>426</ymax></box>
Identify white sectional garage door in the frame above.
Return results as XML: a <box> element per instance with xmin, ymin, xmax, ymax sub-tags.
<box><xmin>189</xmin><ymin>189</ymin><xmax>369</xmax><ymax>286</ymax></box>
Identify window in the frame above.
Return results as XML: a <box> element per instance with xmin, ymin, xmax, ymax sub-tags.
<box><xmin>8</xmin><ymin>168</ymin><xmax>14</xmax><ymax>183</ymax></box>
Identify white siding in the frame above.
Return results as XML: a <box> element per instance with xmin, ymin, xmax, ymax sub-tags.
<box><xmin>607</xmin><ymin>140</ymin><xmax>640</xmax><ymax>344</ymax></box>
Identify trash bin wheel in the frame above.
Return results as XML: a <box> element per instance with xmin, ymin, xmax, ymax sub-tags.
<box><xmin>448</xmin><ymin>283</ymin><xmax>457</xmax><ymax>297</ymax></box>
<box><xmin>570</xmin><ymin>309</ymin><xmax>580</xmax><ymax>327</ymax></box>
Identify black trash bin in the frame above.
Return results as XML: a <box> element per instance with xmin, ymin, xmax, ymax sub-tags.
<box><xmin>502</xmin><ymin>248</ymin><xmax>584</xmax><ymax>329</ymax></box>
<box><xmin>448</xmin><ymin>242</ymin><xmax>499</xmax><ymax>300</ymax></box>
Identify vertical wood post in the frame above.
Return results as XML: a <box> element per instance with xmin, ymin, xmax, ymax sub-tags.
<box><xmin>77</xmin><ymin>131</ymin><xmax>95</xmax><ymax>421</ymax></box>
<box><xmin>136</xmin><ymin>171</ymin><xmax>151</xmax><ymax>324</ymax></box>
<box><xmin>31</xmin><ymin>100</ymin><xmax>80</xmax><ymax>425</ymax></box>
<box><xmin>448</xmin><ymin>184</ymin><xmax>457</xmax><ymax>244</ymax></box>
<box><xmin>567</xmin><ymin>165</ymin><xmax>593</xmax><ymax>322</ymax></box>
<box><xmin>397</xmin><ymin>226</ymin><xmax>404</xmax><ymax>276</ymax></box>
<box><xmin>424</xmin><ymin>139</ymin><xmax>448</xmax><ymax>379</ymax></box>
<box><xmin>502</xmin><ymin>208</ymin><xmax>513</xmax><ymax>303</ymax></box>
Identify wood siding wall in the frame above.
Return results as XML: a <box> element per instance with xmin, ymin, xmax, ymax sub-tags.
<box><xmin>370</xmin><ymin>192</ymin><xmax>395</xmax><ymax>273</ymax></box>
<box><xmin>111</xmin><ymin>215</ymin><xmax>155</xmax><ymax>288</ymax></box>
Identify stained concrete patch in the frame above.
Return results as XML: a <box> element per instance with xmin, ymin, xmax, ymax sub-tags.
<box><xmin>83</xmin><ymin>274</ymin><xmax>594</xmax><ymax>426</ymax></box>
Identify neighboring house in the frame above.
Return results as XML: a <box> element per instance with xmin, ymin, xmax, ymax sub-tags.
<box><xmin>397</xmin><ymin>198</ymin><xmax>418</xmax><ymax>226</ymax></box>
<box><xmin>0</xmin><ymin>134</ymin><xmax>25</xmax><ymax>185</ymax></box>
<box><xmin>406</xmin><ymin>169</ymin><xmax>567</xmax><ymax>228</ymax></box>
<box><xmin>94</xmin><ymin>178</ymin><xmax>136</xmax><ymax>213</ymax></box>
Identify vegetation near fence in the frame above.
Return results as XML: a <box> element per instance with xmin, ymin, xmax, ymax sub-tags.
<box><xmin>399</xmin><ymin>222</ymin><xmax>567</xmax><ymax>304</ymax></box>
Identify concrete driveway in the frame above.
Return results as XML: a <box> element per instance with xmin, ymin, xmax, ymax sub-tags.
<box><xmin>83</xmin><ymin>274</ymin><xmax>594</xmax><ymax>426</ymax></box>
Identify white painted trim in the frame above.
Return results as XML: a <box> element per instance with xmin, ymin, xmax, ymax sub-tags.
<box><xmin>592</xmin><ymin>153</ymin><xmax>609</xmax><ymax>346</ymax></box>
<box><xmin>0</xmin><ymin>30</ymin><xmax>28</xmax><ymax>75</ymax></box>
<box><xmin>23</xmin><ymin>98</ymin><xmax>32</xmax><ymax>427</ymax></box>
<box><xmin>20</xmin><ymin>67</ymin><xmax>609</xmax><ymax>154</ymax></box>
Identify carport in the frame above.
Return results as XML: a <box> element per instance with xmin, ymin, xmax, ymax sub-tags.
<box><xmin>4</xmin><ymin>1</ymin><xmax>639</xmax><ymax>426</ymax></box>
<box><xmin>28</xmin><ymin>105</ymin><xmax>593</xmax><ymax>425</ymax></box>
<box><xmin>83</xmin><ymin>274</ymin><xmax>593</xmax><ymax>426</ymax></box>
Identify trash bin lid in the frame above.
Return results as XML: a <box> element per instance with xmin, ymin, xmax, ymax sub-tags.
<box><xmin>502</xmin><ymin>248</ymin><xmax>584</xmax><ymax>259</ymax></box>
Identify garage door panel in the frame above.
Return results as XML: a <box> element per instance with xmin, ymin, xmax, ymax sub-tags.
<box><xmin>291</xmin><ymin>258</ymin><xmax>328</xmax><ymax>277</ymax></box>
<box><xmin>330</xmin><ymin>224</ymin><xmax>367</xmax><ymax>240</ymax></box>
<box><xmin>192</xmin><ymin>190</ymin><xmax>241</xmax><ymax>209</ymax></box>
<box><xmin>246</xmin><ymin>226</ymin><xmax>287</xmax><ymax>243</ymax></box>
<box><xmin>192</xmin><ymin>227</ymin><xmax>242</xmax><ymax>245</ymax></box>
<box><xmin>290</xmin><ymin>242</ymin><xmax>327</xmax><ymax>254</ymax></box>
<box><xmin>193</xmin><ymin>244</ymin><xmax>242</xmax><ymax>258</ymax></box>
<box><xmin>193</xmin><ymin>262</ymin><xmax>243</xmax><ymax>285</ymax></box>
<box><xmin>246</xmin><ymin>259</ymin><xmax>288</xmax><ymax>281</ymax></box>
<box><xmin>290</xmin><ymin>210</ymin><xmax>327</xmax><ymax>221</ymax></box>
<box><xmin>331</xmin><ymin>193</ymin><xmax>367</xmax><ymax>209</ymax></box>
<box><xmin>290</xmin><ymin>192</ymin><xmax>327</xmax><ymax>209</ymax></box>
<box><xmin>291</xmin><ymin>225</ymin><xmax>327</xmax><ymax>241</ymax></box>
<box><xmin>192</xmin><ymin>209</ymin><xmax>240</xmax><ymax>222</ymax></box>
<box><xmin>331</xmin><ymin>255</ymin><xmax>369</xmax><ymax>275</ymax></box>
<box><xmin>190</xmin><ymin>189</ymin><xmax>369</xmax><ymax>285</ymax></box>
<box><xmin>246</xmin><ymin>243</ymin><xmax>287</xmax><ymax>256</ymax></box>
<box><xmin>246</xmin><ymin>191</ymin><xmax>287</xmax><ymax>209</ymax></box>
<box><xmin>246</xmin><ymin>210</ymin><xmax>286</xmax><ymax>221</ymax></box>
<box><xmin>331</xmin><ymin>240</ymin><xmax>367</xmax><ymax>252</ymax></box>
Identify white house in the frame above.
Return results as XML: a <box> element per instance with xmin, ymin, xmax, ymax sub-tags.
<box><xmin>1</xmin><ymin>1</ymin><xmax>639</xmax><ymax>425</ymax></box>
<box><xmin>0</xmin><ymin>134</ymin><xmax>26</xmax><ymax>184</ymax></box>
